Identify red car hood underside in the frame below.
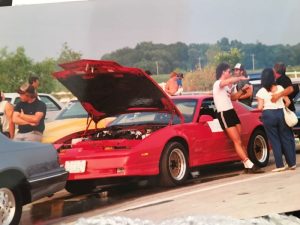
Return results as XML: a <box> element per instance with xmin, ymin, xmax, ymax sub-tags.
<box><xmin>53</xmin><ymin>59</ymin><xmax>183</xmax><ymax>122</ymax></box>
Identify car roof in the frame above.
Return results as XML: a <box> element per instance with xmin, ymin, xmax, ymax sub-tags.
<box><xmin>171</xmin><ymin>94</ymin><xmax>213</xmax><ymax>100</ymax></box>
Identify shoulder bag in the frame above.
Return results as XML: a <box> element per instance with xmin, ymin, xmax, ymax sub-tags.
<box><xmin>283</xmin><ymin>107</ymin><xmax>298</xmax><ymax>127</ymax></box>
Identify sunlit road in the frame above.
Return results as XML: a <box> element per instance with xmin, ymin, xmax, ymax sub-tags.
<box><xmin>20</xmin><ymin>153</ymin><xmax>300</xmax><ymax>225</ymax></box>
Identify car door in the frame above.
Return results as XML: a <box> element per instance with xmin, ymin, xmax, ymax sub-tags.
<box><xmin>189</xmin><ymin>98</ymin><xmax>237</xmax><ymax>165</ymax></box>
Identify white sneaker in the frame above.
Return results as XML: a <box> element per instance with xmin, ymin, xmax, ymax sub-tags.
<box><xmin>271</xmin><ymin>167</ymin><xmax>286</xmax><ymax>172</ymax></box>
<box><xmin>289</xmin><ymin>165</ymin><xmax>296</xmax><ymax>170</ymax></box>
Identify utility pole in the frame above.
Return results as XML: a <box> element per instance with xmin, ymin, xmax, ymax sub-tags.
<box><xmin>251</xmin><ymin>54</ymin><xmax>255</xmax><ymax>71</ymax></box>
<box><xmin>198</xmin><ymin>57</ymin><xmax>202</xmax><ymax>70</ymax></box>
<box><xmin>156</xmin><ymin>61</ymin><xmax>159</xmax><ymax>75</ymax></box>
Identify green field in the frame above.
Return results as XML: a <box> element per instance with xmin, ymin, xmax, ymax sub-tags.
<box><xmin>150</xmin><ymin>74</ymin><xmax>169</xmax><ymax>83</ymax></box>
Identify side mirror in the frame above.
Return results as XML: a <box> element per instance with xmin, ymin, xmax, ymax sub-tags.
<box><xmin>199</xmin><ymin>115</ymin><xmax>214</xmax><ymax>123</ymax></box>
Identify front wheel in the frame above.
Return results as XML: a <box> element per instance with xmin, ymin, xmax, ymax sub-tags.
<box><xmin>0</xmin><ymin>186</ymin><xmax>22</xmax><ymax>225</ymax></box>
<box><xmin>159</xmin><ymin>142</ymin><xmax>189</xmax><ymax>187</ymax></box>
<box><xmin>247</xmin><ymin>129</ymin><xmax>269</xmax><ymax>167</ymax></box>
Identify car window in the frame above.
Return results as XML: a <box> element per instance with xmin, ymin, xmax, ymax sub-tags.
<box><xmin>39</xmin><ymin>95</ymin><xmax>61</xmax><ymax>111</ymax></box>
<box><xmin>4</xmin><ymin>97</ymin><xmax>12</xmax><ymax>103</ymax></box>
<box><xmin>56</xmin><ymin>101</ymin><xmax>88</xmax><ymax>120</ymax></box>
<box><xmin>199</xmin><ymin>98</ymin><xmax>217</xmax><ymax>119</ymax></box>
<box><xmin>172</xmin><ymin>99</ymin><xmax>197</xmax><ymax>123</ymax></box>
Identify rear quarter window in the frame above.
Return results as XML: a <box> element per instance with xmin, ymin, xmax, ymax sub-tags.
<box><xmin>39</xmin><ymin>96</ymin><xmax>62</xmax><ymax>111</ymax></box>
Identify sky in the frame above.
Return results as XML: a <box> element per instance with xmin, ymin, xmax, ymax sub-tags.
<box><xmin>1</xmin><ymin>0</ymin><xmax>300</xmax><ymax>61</ymax></box>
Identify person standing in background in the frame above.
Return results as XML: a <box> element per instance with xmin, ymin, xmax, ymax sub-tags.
<box><xmin>233</xmin><ymin>63</ymin><xmax>253</xmax><ymax>107</ymax></box>
<box><xmin>175</xmin><ymin>73</ymin><xmax>184</xmax><ymax>95</ymax></box>
<box><xmin>271</xmin><ymin>62</ymin><xmax>296</xmax><ymax>111</ymax></box>
<box><xmin>0</xmin><ymin>91</ymin><xmax>15</xmax><ymax>138</ymax></box>
<box><xmin>28</xmin><ymin>75</ymin><xmax>40</xmax><ymax>90</ymax></box>
<box><xmin>165</xmin><ymin>72</ymin><xmax>179</xmax><ymax>96</ymax></box>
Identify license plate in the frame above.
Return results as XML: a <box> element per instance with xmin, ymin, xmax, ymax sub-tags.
<box><xmin>65</xmin><ymin>160</ymin><xmax>86</xmax><ymax>173</ymax></box>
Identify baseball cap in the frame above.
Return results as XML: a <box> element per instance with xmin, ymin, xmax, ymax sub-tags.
<box><xmin>234</xmin><ymin>63</ymin><xmax>244</xmax><ymax>70</ymax></box>
<box><xmin>17</xmin><ymin>83</ymin><xmax>36</xmax><ymax>95</ymax></box>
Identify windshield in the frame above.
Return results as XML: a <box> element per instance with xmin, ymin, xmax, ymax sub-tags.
<box><xmin>172</xmin><ymin>99</ymin><xmax>197</xmax><ymax>122</ymax></box>
<box><xmin>109</xmin><ymin>98</ymin><xmax>197</xmax><ymax>126</ymax></box>
<box><xmin>56</xmin><ymin>101</ymin><xmax>87</xmax><ymax>120</ymax></box>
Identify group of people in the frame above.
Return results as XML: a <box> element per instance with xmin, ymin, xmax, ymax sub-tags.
<box><xmin>164</xmin><ymin>72</ymin><xmax>184</xmax><ymax>96</ymax></box>
<box><xmin>1</xmin><ymin>64</ymin><xmax>298</xmax><ymax>172</ymax></box>
<box><xmin>213</xmin><ymin>62</ymin><xmax>297</xmax><ymax>173</ymax></box>
<box><xmin>0</xmin><ymin>76</ymin><xmax>46</xmax><ymax>142</ymax></box>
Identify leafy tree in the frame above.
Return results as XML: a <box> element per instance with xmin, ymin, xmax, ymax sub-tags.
<box><xmin>0</xmin><ymin>47</ymin><xmax>33</xmax><ymax>92</ymax></box>
<box><xmin>57</xmin><ymin>42</ymin><xmax>82</xmax><ymax>64</ymax></box>
<box><xmin>214</xmin><ymin>48</ymin><xmax>242</xmax><ymax>67</ymax></box>
<box><xmin>32</xmin><ymin>58</ymin><xmax>58</xmax><ymax>93</ymax></box>
<box><xmin>217</xmin><ymin>37</ymin><xmax>231</xmax><ymax>52</ymax></box>
<box><xmin>0</xmin><ymin>43</ymin><xmax>82</xmax><ymax>93</ymax></box>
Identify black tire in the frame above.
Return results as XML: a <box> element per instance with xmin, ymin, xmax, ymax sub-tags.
<box><xmin>247</xmin><ymin>129</ymin><xmax>270</xmax><ymax>167</ymax></box>
<box><xmin>0</xmin><ymin>186</ymin><xmax>22</xmax><ymax>225</ymax></box>
<box><xmin>65</xmin><ymin>180</ymin><xmax>95</xmax><ymax>195</ymax></box>
<box><xmin>159</xmin><ymin>142</ymin><xmax>189</xmax><ymax>187</ymax></box>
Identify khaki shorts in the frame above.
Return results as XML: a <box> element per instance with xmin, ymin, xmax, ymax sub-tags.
<box><xmin>14</xmin><ymin>131</ymin><xmax>43</xmax><ymax>142</ymax></box>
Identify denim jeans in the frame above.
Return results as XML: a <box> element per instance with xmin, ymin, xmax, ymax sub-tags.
<box><xmin>262</xmin><ymin>109</ymin><xmax>296</xmax><ymax>168</ymax></box>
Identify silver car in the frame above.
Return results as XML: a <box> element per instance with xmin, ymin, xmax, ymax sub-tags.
<box><xmin>0</xmin><ymin>134</ymin><xmax>68</xmax><ymax>225</ymax></box>
<box><xmin>4</xmin><ymin>93</ymin><xmax>64</xmax><ymax>122</ymax></box>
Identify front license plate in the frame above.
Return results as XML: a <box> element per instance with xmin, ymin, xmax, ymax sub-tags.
<box><xmin>65</xmin><ymin>160</ymin><xmax>86</xmax><ymax>173</ymax></box>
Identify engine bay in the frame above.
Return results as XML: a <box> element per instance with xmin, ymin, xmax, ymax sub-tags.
<box><xmin>62</xmin><ymin>124</ymin><xmax>166</xmax><ymax>147</ymax></box>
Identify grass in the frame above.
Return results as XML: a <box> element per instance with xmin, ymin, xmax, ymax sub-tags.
<box><xmin>150</xmin><ymin>74</ymin><xmax>169</xmax><ymax>83</ymax></box>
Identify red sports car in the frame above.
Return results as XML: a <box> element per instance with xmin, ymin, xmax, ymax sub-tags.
<box><xmin>53</xmin><ymin>59</ymin><xmax>269</xmax><ymax>194</ymax></box>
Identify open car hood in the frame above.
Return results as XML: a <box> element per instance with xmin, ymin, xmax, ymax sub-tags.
<box><xmin>53</xmin><ymin>59</ymin><xmax>183</xmax><ymax>123</ymax></box>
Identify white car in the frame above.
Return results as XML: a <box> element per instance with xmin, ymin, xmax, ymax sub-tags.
<box><xmin>4</xmin><ymin>93</ymin><xmax>64</xmax><ymax>122</ymax></box>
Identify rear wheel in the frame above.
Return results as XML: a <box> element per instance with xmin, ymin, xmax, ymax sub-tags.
<box><xmin>0</xmin><ymin>186</ymin><xmax>22</xmax><ymax>225</ymax></box>
<box><xmin>65</xmin><ymin>180</ymin><xmax>95</xmax><ymax>195</ymax></box>
<box><xmin>159</xmin><ymin>142</ymin><xmax>189</xmax><ymax>187</ymax></box>
<box><xmin>247</xmin><ymin>129</ymin><xmax>269</xmax><ymax>167</ymax></box>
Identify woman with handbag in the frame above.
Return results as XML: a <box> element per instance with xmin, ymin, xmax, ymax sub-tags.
<box><xmin>256</xmin><ymin>68</ymin><xmax>296</xmax><ymax>172</ymax></box>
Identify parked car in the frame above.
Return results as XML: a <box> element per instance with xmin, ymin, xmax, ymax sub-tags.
<box><xmin>292</xmin><ymin>89</ymin><xmax>300</xmax><ymax>149</ymax></box>
<box><xmin>52</xmin><ymin>59</ymin><xmax>269</xmax><ymax>194</ymax></box>
<box><xmin>0</xmin><ymin>134</ymin><xmax>68</xmax><ymax>225</ymax></box>
<box><xmin>42</xmin><ymin>100</ymin><xmax>115</xmax><ymax>143</ymax></box>
<box><xmin>4</xmin><ymin>93</ymin><xmax>64</xmax><ymax>122</ymax></box>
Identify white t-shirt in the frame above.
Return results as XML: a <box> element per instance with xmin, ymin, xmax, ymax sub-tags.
<box><xmin>213</xmin><ymin>80</ymin><xmax>234</xmax><ymax>112</ymax></box>
<box><xmin>0</xmin><ymin>101</ymin><xmax>9</xmax><ymax>132</ymax></box>
<box><xmin>256</xmin><ymin>85</ymin><xmax>285</xmax><ymax>110</ymax></box>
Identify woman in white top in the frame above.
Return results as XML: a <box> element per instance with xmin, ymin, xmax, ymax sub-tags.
<box><xmin>213</xmin><ymin>62</ymin><xmax>263</xmax><ymax>174</ymax></box>
<box><xmin>0</xmin><ymin>91</ymin><xmax>15</xmax><ymax>138</ymax></box>
<box><xmin>256</xmin><ymin>68</ymin><xmax>296</xmax><ymax>172</ymax></box>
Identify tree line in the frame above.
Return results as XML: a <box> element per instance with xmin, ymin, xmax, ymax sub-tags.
<box><xmin>102</xmin><ymin>37</ymin><xmax>300</xmax><ymax>74</ymax></box>
<box><xmin>0</xmin><ymin>43</ymin><xmax>81</xmax><ymax>93</ymax></box>
<box><xmin>1</xmin><ymin>38</ymin><xmax>300</xmax><ymax>93</ymax></box>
